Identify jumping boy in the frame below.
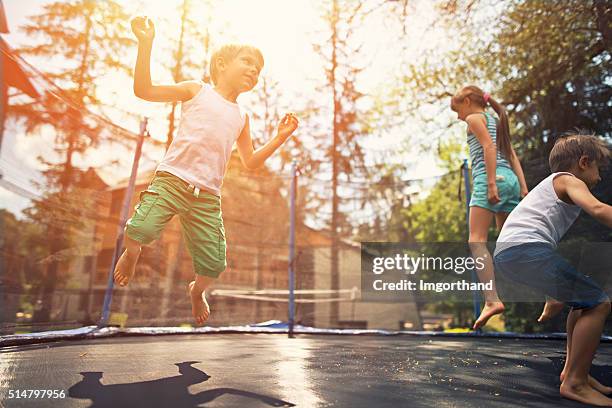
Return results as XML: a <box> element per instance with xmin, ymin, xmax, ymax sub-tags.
<box><xmin>113</xmin><ymin>17</ymin><xmax>299</xmax><ymax>325</ymax></box>
<box><xmin>494</xmin><ymin>134</ymin><xmax>611</xmax><ymax>406</ymax></box>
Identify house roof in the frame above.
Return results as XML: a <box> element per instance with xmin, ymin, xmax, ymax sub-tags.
<box><xmin>0</xmin><ymin>1</ymin><xmax>8</xmax><ymax>34</ymax></box>
<box><xmin>109</xmin><ymin>168</ymin><xmax>156</xmax><ymax>191</ymax></box>
<box><xmin>299</xmin><ymin>224</ymin><xmax>360</xmax><ymax>250</ymax></box>
<box><xmin>1</xmin><ymin>37</ymin><xmax>39</xmax><ymax>98</ymax></box>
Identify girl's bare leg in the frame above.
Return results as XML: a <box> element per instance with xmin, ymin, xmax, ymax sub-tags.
<box><xmin>470</xmin><ymin>206</ymin><xmax>504</xmax><ymax>330</ymax></box>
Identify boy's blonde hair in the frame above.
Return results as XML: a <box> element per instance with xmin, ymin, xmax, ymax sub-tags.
<box><xmin>209</xmin><ymin>44</ymin><xmax>264</xmax><ymax>85</ymax></box>
<box><xmin>549</xmin><ymin>133</ymin><xmax>610</xmax><ymax>172</ymax></box>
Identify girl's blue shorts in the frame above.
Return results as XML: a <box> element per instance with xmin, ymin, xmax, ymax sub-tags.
<box><xmin>470</xmin><ymin>166</ymin><xmax>520</xmax><ymax>213</ymax></box>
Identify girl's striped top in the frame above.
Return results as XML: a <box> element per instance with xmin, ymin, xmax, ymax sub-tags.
<box><xmin>467</xmin><ymin>111</ymin><xmax>511</xmax><ymax>178</ymax></box>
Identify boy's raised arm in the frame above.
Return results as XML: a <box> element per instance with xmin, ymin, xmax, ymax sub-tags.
<box><xmin>564</xmin><ymin>176</ymin><xmax>612</xmax><ymax>228</ymax></box>
<box><xmin>236</xmin><ymin>113</ymin><xmax>299</xmax><ymax>169</ymax></box>
<box><xmin>131</xmin><ymin>16</ymin><xmax>199</xmax><ymax>103</ymax></box>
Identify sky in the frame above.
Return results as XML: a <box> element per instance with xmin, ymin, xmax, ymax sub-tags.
<box><xmin>1</xmin><ymin>0</ymin><xmax>463</xmax><ymax>220</ymax></box>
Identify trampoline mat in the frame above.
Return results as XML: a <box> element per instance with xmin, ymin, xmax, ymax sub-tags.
<box><xmin>1</xmin><ymin>334</ymin><xmax>610</xmax><ymax>407</ymax></box>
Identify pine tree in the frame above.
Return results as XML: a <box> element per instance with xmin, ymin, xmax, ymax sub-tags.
<box><xmin>315</xmin><ymin>0</ymin><xmax>397</xmax><ymax>323</ymax></box>
<box><xmin>8</xmin><ymin>0</ymin><xmax>134</xmax><ymax>322</ymax></box>
<box><xmin>159</xmin><ymin>0</ymin><xmax>214</xmax><ymax>150</ymax></box>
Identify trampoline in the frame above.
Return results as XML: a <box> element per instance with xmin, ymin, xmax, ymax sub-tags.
<box><xmin>1</xmin><ymin>332</ymin><xmax>611</xmax><ymax>407</ymax></box>
<box><xmin>1</xmin><ymin>4</ymin><xmax>611</xmax><ymax>408</ymax></box>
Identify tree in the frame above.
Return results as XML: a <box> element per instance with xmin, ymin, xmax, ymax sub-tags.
<box><xmin>313</xmin><ymin>0</ymin><xmax>407</xmax><ymax>323</ymax></box>
<box><xmin>8</xmin><ymin>0</ymin><xmax>134</xmax><ymax>322</ymax></box>
<box><xmin>389</xmin><ymin>0</ymin><xmax>611</xmax><ymax>332</ymax></box>
<box><xmin>0</xmin><ymin>209</ymin><xmax>48</xmax><ymax>333</ymax></box>
<box><xmin>10</xmin><ymin>0</ymin><xmax>133</xmax><ymax>190</ymax></box>
<box><xmin>160</xmin><ymin>0</ymin><xmax>214</xmax><ymax>150</ymax></box>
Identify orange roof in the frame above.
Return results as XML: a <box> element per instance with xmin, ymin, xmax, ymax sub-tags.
<box><xmin>1</xmin><ymin>38</ymin><xmax>39</xmax><ymax>98</ymax></box>
<box><xmin>0</xmin><ymin>1</ymin><xmax>8</xmax><ymax>34</ymax></box>
<box><xmin>109</xmin><ymin>168</ymin><xmax>156</xmax><ymax>191</ymax></box>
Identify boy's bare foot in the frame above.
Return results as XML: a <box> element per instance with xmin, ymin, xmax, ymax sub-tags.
<box><xmin>560</xmin><ymin>380</ymin><xmax>612</xmax><ymax>406</ymax></box>
<box><xmin>113</xmin><ymin>249</ymin><xmax>140</xmax><ymax>287</ymax></box>
<box><xmin>473</xmin><ymin>301</ymin><xmax>505</xmax><ymax>330</ymax></box>
<box><xmin>561</xmin><ymin>373</ymin><xmax>612</xmax><ymax>395</ymax></box>
<box><xmin>189</xmin><ymin>281</ymin><xmax>210</xmax><ymax>325</ymax></box>
<box><xmin>537</xmin><ymin>299</ymin><xmax>564</xmax><ymax>323</ymax></box>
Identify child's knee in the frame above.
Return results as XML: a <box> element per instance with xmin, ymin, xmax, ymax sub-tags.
<box><xmin>125</xmin><ymin>223</ymin><xmax>158</xmax><ymax>245</ymax></box>
<box><xmin>195</xmin><ymin>265</ymin><xmax>225</xmax><ymax>279</ymax></box>
<box><xmin>193</xmin><ymin>273</ymin><xmax>217</xmax><ymax>290</ymax></box>
<box><xmin>124</xmin><ymin>234</ymin><xmax>142</xmax><ymax>251</ymax></box>
<box><xmin>469</xmin><ymin>236</ymin><xmax>484</xmax><ymax>244</ymax></box>
<box><xmin>468</xmin><ymin>239</ymin><xmax>489</xmax><ymax>253</ymax></box>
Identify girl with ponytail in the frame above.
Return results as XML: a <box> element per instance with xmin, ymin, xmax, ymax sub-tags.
<box><xmin>451</xmin><ymin>85</ymin><xmax>537</xmax><ymax>329</ymax></box>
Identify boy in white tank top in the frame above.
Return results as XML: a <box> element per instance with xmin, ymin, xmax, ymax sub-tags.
<box><xmin>494</xmin><ymin>134</ymin><xmax>611</xmax><ymax>406</ymax></box>
<box><xmin>113</xmin><ymin>17</ymin><xmax>299</xmax><ymax>325</ymax></box>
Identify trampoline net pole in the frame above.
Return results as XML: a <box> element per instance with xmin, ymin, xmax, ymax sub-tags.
<box><xmin>288</xmin><ymin>161</ymin><xmax>297</xmax><ymax>338</ymax></box>
<box><xmin>99</xmin><ymin>118</ymin><xmax>148</xmax><ymax>327</ymax></box>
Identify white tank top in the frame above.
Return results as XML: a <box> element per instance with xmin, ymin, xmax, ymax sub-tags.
<box><xmin>157</xmin><ymin>82</ymin><xmax>246</xmax><ymax>196</ymax></box>
<box><xmin>495</xmin><ymin>172</ymin><xmax>582</xmax><ymax>255</ymax></box>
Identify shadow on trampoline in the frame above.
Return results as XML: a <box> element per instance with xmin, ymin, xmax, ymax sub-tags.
<box><xmin>3</xmin><ymin>334</ymin><xmax>611</xmax><ymax>407</ymax></box>
<box><xmin>67</xmin><ymin>361</ymin><xmax>294</xmax><ymax>408</ymax></box>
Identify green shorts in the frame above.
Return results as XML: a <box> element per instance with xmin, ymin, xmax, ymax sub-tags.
<box><xmin>470</xmin><ymin>166</ymin><xmax>520</xmax><ymax>213</ymax></box>
<box><xmin>125</xmin><ymin>171</ymin><xmax>226</xmax><ymax>278</ymax></box>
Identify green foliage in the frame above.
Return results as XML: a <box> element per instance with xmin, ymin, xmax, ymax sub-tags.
<box><xmin>384</xmin><ymin>0</ymin><xmax>611</xmax><ymax>332</ymax></box>
<box><xmin>10</xmin><ymin>0</ymin><xmax>134</xmax><ymax>191</ymax></box>
<box><xmin>0</xmin><ymin>209</ymin><xmax>47</xmax><ymax>291</ymax></box>
<box><xmin>7</xmin><ymin>0</ymin><xmax>134</xmax><ymax>322</ymax></box>
<box><xmin>405</xmin><ymin>171</ymin><xmax>465</xmax><ymax>242</ymax></box>
<box><xmin>491</xmin><ymin>0</ymin><xmax>611</xmax><ymax>148</ymax></box>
